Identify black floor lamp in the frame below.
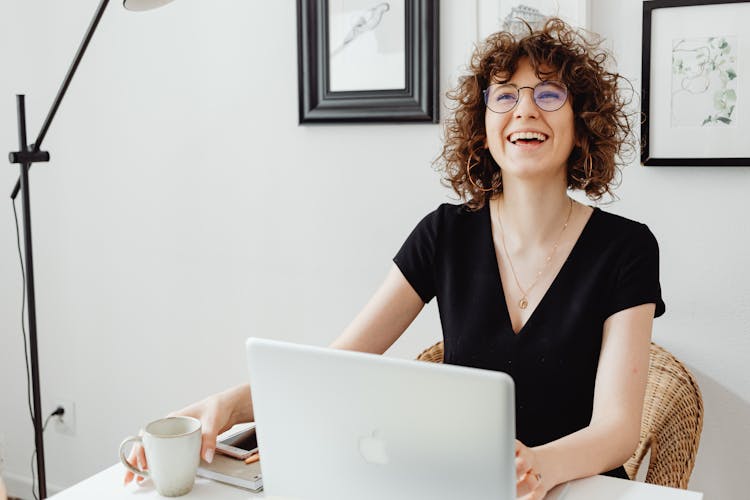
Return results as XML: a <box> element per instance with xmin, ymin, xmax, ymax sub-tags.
<box><xmin>8</xmin><ymin>1</ymin><xmax>175</xmax><ymax>497</ymax></box>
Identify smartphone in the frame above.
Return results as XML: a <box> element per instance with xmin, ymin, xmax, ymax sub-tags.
<box><xmin>215</xmin><ymin>424</ymin><xmax>258</xmax><ymax>460</ymax></box>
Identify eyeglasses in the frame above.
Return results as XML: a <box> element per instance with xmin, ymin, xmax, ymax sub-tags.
<box><xmin>483</xmin><ymin>81</ymin><xmax>568</xmax><ymax>113</ymax></box>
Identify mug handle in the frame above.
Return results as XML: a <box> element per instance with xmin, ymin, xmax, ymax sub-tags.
<box><xmin>119</xmin><ymin>436</ymin><xmax>150</xmax><ymax>477</ymax></box>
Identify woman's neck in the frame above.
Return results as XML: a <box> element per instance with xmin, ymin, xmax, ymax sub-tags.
<box><xmin>493</xmin><ymin>181</ymin><xmax>573</xmax><ymax>249</ymax></box>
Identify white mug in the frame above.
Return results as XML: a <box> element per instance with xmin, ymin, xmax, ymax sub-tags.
<box><xmin>119</xmin><ymin>416</ymin><xmax>202</xmax><ymax>497</ymax></box>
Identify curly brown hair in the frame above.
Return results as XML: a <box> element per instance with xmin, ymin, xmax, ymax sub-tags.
<box><xmin>438</xmin><ymin>18</ymin><xmax>636</xmax><ymax>210</ymax></box>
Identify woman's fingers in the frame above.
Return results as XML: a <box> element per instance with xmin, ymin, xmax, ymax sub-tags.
<box><xmin>517</xmin><ymin>470</ymin><xmax>533</xmax><ymax>497</ymax></box>
<box><xmin>200</xmin><ymin>428</ymin><xmax>218</xmax><ymax>463</ymax></box>
<box><xmin>123</xmin><ymin>443</ymin><xmax>147</xmax><ymax>485</ymax></box>
<box><xmin>136</xmin><ymin>446</ymin><xmax>147</xmax><ymax>483</ymax></box>
<box><xmin>515</xmin><ymin>442</ymin><xmax>534</xmax><ymax>478</ymax></box>
<box><xmin>517</xmin><ymin>468</ymin><xmax>543</xmax><ymax>495</ymax></box>
<box><xmin>177</xmin><ymin>400</ymin><xmax>223</xmax><ymax>463</ymax></box>
<box><xmin>515</xmin><ymin>439</ymin><xmax>546</xmax><ymax>498</ymax></box>
<box><xmin>516</xmin><ymin>455</ymin><xmax>530</xmax><ymax>477</ymax></box>
<box><xmin>519</xmin><ymin>491</ymin><xmax>546</xmax><ymax>500</ymax></box>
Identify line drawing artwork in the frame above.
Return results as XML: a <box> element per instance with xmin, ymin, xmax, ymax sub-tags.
<box><xmin>501</xmin><ymin>4</ymin><xmax>547</xmax><ymax>35</ymax></box>
<box><xmin>477</xmin><ymin>0</ymin><xmax>588</xmax><ymax>43</ymax></box>
<box><xmin>671</xmin><ymin>36</ymin><xmax>738</xmax><ymax>127</ymax></box>
<box><xmin>328</xmin><ymin>0</ymin><xmax>405</xmax><ymax>92</ymax></box>
<box><xmin>331</xmin><ymin>2</ymin><xmax>391</xmax><ymax>57</ymax></box>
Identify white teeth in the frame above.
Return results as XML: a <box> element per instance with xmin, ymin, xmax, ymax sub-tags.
<box><xmin>509</xmin><ymin>131</ymin><xmax>548</xmax><ymax>143</ymax></box>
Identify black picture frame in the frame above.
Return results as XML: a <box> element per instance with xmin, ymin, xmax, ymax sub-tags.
<box><xmin>297</xmin><ymin>0</ymin><xmax>439</xmax><ymax>124</ymax></box>
<box><xmin>641</xmin><ymin>0</ymin><xmax>750</xmax><ymax>166</ymax></box>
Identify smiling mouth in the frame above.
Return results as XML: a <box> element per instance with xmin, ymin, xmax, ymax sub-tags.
<box><xmin>507</xmin><ymin>131</ymin><xmax>548</xmax><ymax>145</ymax></box>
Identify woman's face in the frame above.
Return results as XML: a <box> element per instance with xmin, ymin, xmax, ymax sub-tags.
<box><xmin>484</xmin><ymin>58</ymin><xmax>576</xmax><ymax>183</ymax></box>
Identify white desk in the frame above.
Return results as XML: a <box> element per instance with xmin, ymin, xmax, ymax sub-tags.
<box><xmin>50</xmin><ymin>464</ymin><xmax>703</xmax><ymax>499</ymax></box>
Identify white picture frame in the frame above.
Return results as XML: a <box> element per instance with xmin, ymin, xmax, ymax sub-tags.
<box><xmin>476</xmin><ymin>0</ymin><xmax>590</xmax><ymax>41</ymax></box>
<box><xmin>642</xmin><ymin>0</ymin><xmax>750</xmax><ymax>166</ymax></box>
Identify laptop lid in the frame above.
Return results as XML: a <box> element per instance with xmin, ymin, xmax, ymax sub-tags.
<box><xmin>246</xmin><ymin>338</ymin><xmax>516</xmax><ymax>500</ymax></box>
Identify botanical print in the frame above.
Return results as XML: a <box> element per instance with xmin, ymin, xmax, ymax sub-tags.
<box><xmin>671</xmin><ymin>36</ymin><xmax>738</xmax><ymax>127</ymax></box>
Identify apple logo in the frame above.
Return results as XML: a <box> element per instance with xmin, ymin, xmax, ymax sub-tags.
<box><xmin>358</xmin><ymin>429</ymin><xmax>389</xmax><ymax>465</ymax></box>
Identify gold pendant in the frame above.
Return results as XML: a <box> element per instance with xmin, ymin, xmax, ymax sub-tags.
<box><xmin>519</xmin><ymin>297</ymin><xmax>528</xmax><ymax>309</ymax></box>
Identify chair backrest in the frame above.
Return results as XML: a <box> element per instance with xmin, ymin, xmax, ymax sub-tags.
<box><xmin>623</xmin><ymin>343</ymin><xmax>703</xmax><ymax>488</ymax></box>
<box><xmin>415</xmin><ymin>341</ymin><xmax>703</xmax><ymax>489</ymax></box>
<box><xmin>416</xmin><ymin>340</ymin><xmax>444</xmax><ymax>363</ymax></box>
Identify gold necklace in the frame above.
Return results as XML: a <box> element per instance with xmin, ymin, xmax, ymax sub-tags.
<box><xmin>495</xmin><ymin>197</ymin><xmax>574</xmax><ymax>310</ymax></box>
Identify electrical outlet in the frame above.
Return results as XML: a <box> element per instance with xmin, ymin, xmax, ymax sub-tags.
<box><xmin>53</xmin><ymin>399</ymin><xmax>76</xmax><ymax>436</ymax></box>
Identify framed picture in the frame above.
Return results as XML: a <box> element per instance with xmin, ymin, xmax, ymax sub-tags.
<box><xmin>477</xmin><ymin>0</ymin><xmax>590</xmax><ymax>41</ymax></box>
<box><xmin>297</xmin><ymin>0</ymin><xmax>439</xmax><ymax>123</ymax></box>
<box><xmin>642</xmin><ymin>0</ymin><xmax>750</xmax><ymax>166</ymax></box>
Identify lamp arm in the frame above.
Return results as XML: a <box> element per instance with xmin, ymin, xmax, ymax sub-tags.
<box><xmin>10</xmin><ymin>0</ymin><xmax>111</xmax><ymax>199</ymax></box>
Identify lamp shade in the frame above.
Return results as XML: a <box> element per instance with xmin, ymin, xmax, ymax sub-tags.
<box><xmin>123</xmin><ymin>0</ymin><xmax>175</xmax><ymax>11</ymax></box>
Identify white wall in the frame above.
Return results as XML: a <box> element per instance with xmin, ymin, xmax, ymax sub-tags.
<box><xmin>0</xmin><ymin>0</ymin><xmax>747</xmax><ymax>498</ymax></box>
<box><xmin>590</xmin><ymin>2</ymin><xmax>750</xmax><ymax>498</ymax></box>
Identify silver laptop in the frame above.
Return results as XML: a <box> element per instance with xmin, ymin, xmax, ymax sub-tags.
<box><xmin>246</xmin><ymin>337</ymin><xmax>516</xmax><ymax>500</ymax></box>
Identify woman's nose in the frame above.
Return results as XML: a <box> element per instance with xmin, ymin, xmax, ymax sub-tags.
<box><xmin>514</xmin><ymin>87</ymin><xmax>539</xmax><ymax>118</ymax></box>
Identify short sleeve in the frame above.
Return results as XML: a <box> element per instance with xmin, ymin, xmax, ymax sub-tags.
<box><xmin>393</xmin><ymin>208</ymin><xmax>441</xmax><ymax>303</ymax></box>
<box><xmin>605</xmin><ymin>224</ymin><xmax>666</xmax><ymax>319</ymax></box>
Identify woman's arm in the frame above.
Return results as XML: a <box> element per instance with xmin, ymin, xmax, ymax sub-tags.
<box><xmin>329</xmin><ymin>264</ymin><xmax>425</xmax><ymax>354</ymax></box>
<box><xmin>517</xmin><ymin>303</ymin><xmax>655</xmax><ymax>496</ymax></box>
<box><xmin>125</xmin><ymin>264</ymin><xmax>424</xmax><ymax>485</ymax></box>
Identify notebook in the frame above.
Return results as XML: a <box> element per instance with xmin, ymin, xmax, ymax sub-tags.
<box><xmin>196</xmin><ymin>424</ymin><xmax>263</xmax><ymax>492</ymax></box>
<box><xmin>246</xmin><ymin>337</ymin><xmax>516</xmax><ymax>500</ymax></box>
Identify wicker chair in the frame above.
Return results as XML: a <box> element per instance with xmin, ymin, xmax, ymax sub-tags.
<box><xmin>415</xmin><ymin>341</ymin><xmax>703</xmax><ymax>488</ymax></box>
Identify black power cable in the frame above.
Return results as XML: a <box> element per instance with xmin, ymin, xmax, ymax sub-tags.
<box><xmin>11</xmin><ymin>200</ymin><xmax>33</xmax><ymax>425</ymax></box>
<box><xmin>12</xmin><ymin>200</ymin><xmax>65</xmax><ymax>500</ymax></box>
<box><xmin>29</xmin><ymin>409</ymin><xmax>64</xmax><ymax>500</ymax></box>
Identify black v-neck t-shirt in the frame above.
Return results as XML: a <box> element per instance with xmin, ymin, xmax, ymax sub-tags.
<box><xmin>394</xmin><ymin>203</ymin><xmax>665</xmax><ymax>479</ymax></box>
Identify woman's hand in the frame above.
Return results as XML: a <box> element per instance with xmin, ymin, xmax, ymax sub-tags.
<box><xmin>515</xmin><ymin>439</ymin><xmax>550</xmax><ymax>500</ymax></box>
<box><xmin>123</xmin><ymin>384</ymin><xmax>252</xmax><ymax>486</ymax></box>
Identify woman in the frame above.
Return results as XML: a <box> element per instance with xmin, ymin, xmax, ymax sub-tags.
<box><xmin>126</xmin><ymin>18</ymin><xmax>663</xmax><ymax>499</ymax></box>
